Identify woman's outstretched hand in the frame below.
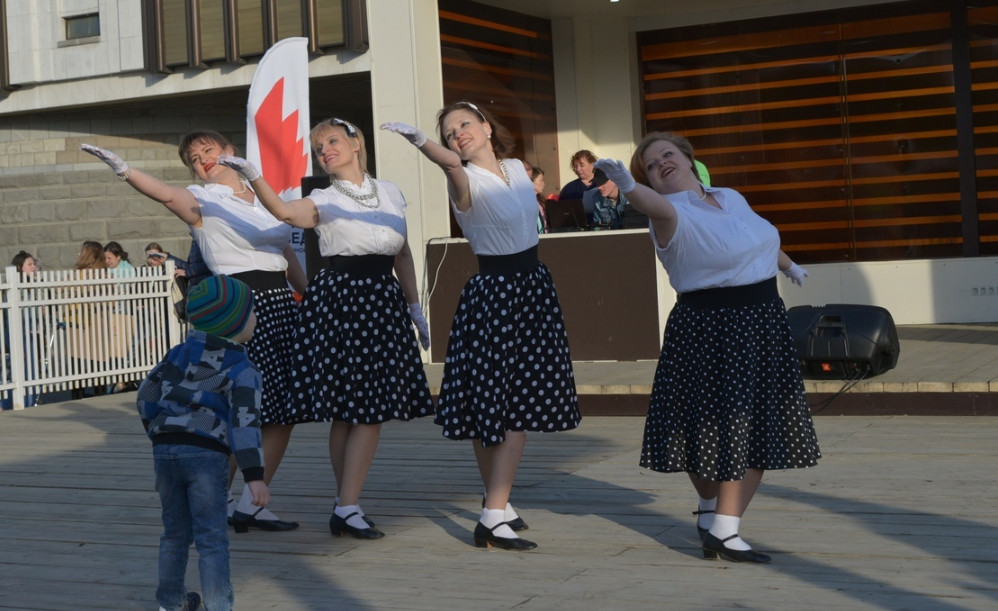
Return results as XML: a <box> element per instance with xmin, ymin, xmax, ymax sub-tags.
<box><xmin>783</xmin><ymin>263</ymin><xmax>809</xmax><ymax>287</ymax></box>
<box><xmin>80</xmin><ymin>144</ymin><xmax>128</xmax><ymax>175</ymax></box>
<box><xmin>380</xmin><ymin>122</ymin><xmax>427</xmax><ymax>147</ymax></box>
<box><xmin>593</xmin><ymin>159</ymin><xmax>636</xmax><ymax>193</ymax></box>
<box><xmin>216</xmin><ymin>154</ymin><xmax>262</xmax><ymax>181</ymax></box>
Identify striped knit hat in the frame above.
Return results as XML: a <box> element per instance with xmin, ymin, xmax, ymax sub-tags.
<box><xmin>185</xmin><ymin>275</ymin><xmax>254</xmax><ymax>340</ymax></box>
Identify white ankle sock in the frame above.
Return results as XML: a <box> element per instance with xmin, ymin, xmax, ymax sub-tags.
<box><xmin>503</xmin><ymin>502</ymin><xmax>520</xmax><ymax>523</ymax></box>
<box><xmin>697</xmin><ymin>496</ymin><xmax>717</xmax><ymax>530</ymax></box>
<box><xmin>481</xmin><ymin>508</ymin><xmax>517</xmax><ymax>538</ymax></box>
<box><xmin>335</xmin><ymin>504</ymin><xmax>370</xmax><ymax>530</ymax></box>
<box><xmin>235</xmin><ymin>485</ymin><xmax>278</xmax><ymax>521</ymax></box>
<box><xmin>709</xmin><ymin>514</ymin><xmax>750</xmax><ymax>550</ymax></box>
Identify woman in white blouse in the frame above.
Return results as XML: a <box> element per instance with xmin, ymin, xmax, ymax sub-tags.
<box><xmin>81</xmin><ymin>135</ymin><xmax>307</xmax><ymax>533</ymax></box>
<box><xmin>382</xmin><ymin>102</ymin><xmax>581</xmax><ymax>552</ymax></box>
<box><xmin>219</xmin><ymin>117</ymin><xmax>434</xmax><ymax>540</ymax></box>
<box><xmin>595</xmin><ymin>132</ymin><xmax>820</xmax><ymax>564</ymax></box>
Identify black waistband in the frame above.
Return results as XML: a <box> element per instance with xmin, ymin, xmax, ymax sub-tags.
<box><xmin>229</xmin><ymin>270</ymin><xmax>287</xmax><ymax>291</ymax></box>
<box><xmin>677</xmin><ymin>276</ymin><xmax>778</xmax><ymax>309</ymax></box>
<box><xmin>326</xmin><ymin>254</ymin><xmax>395</xmax><ymax>277</ymax></box>
<box><xmin>477</xmin><ymin>245</ymin><xmax>539</xmax><ymax>275</ymax></box>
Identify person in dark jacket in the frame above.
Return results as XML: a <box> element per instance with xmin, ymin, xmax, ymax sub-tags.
<box><xmin>137</xmin><ymin>274</ymin><xmax>269</xmax><ymax>611</ymax></box>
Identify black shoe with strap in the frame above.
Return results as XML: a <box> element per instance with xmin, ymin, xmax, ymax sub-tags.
<box><xmin>231</xmin><ymin>507</ymin><xmax>299</xmax><ymax>534</ymax></box>
<box><xmin>329</xmin><ymin>511</ymin><xmax>384</xmax><ymax>539</ymax></box>
<box><xmin>702</xmin><ymin>532</ymin><xmax>772</xmax><ymax>563</ymax></box>
<box><xmin>473</xmin><ymin>521</ymin><xmax>537</xmax><ymax>551</ymax></box>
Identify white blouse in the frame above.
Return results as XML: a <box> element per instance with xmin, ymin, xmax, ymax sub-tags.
<box><xmin>652</xmin><ymin>186</ymin><xmax>780</xmax><ymax>294</ymax></box>
<box><xmin>188</xmin><ymin>183</ymin><xmax>291</xmax><ymax>275</ymax></box>
<box><xmin>453</xmin><ymin>160</ymin><xmax>538</xmax><ymax>256</ymax></box>
<box><xmin>307</xmin><ymin>176</ymin><xmax>407</xmax><ymax>257</ymax></box>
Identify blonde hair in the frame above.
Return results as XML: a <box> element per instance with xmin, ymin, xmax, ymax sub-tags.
<box><xmin>309</xmin><ymin>118</ymin><xmax>368</xmax><ymax>174</ymax></box>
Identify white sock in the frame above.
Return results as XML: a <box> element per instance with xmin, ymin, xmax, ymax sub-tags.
<box><xmin>697</xmin><ymin>496</ymin><xmax>717</xmax><ymax>530</ymax></box>
<box><xmin>709</xmin><ymin>514</ymin><xmax>751</xmax><ymax>550</ymax></box>
<box><xmin>235</xmin><ymin>485</ymin><xmax>279</xmax><ymax>521</ymax></box>
<box><xmin>335</xmin><ymin>504</ymin><xmax>371</xmax><ymax>530</ymax></box>
<box><xmin>480</xmin><ymin>508</ymin><xmax>517</xmax><ymax>539</ymax></box>
<box><xmin>503</xmin><ymin>502</ymin><xmax>520</xmax><ymax>523</ymax></box>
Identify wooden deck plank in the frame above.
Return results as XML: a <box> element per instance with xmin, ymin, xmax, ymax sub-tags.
<box><xmin>3</xmin><ymin>396</ymin><xmax>998</xmax><ymax>610</ymax></box>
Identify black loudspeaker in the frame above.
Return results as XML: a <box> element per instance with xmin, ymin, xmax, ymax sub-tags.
<box><xmin>786</xmin><ymin>304</ymin><xmax>900</xmax><ymax>379</ymax></box>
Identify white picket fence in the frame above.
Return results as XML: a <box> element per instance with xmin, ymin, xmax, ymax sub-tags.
<box><xmin>1</xmin><ymin>263</ymin><xmax>185</xmax><ymax>410</ymax></box>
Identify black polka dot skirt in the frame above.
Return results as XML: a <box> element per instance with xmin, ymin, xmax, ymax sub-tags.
<box><xmin>242</xmin><ymin>286</ymin><xmax>298</xmax><ymax>425</ymax></box>
<box><xmin>285</xmin><ymin>267</ymin><xmax>433</xmax><ymax>425</ymax></box>
<box><xmin>639</xmin><ymin>278</ymin><xmax>820</xmax><ymax>481</ymax></box>
<box><xmin>435</xmin><ymin>257</ymin><xmax>581</xmax><ymax>447</ymax></box>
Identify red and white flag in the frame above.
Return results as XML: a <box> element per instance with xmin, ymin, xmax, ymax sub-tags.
<box><xmin>246</xmin><ymin>37</ymin><xmax>312</xmax><ymax>267</ymax></box>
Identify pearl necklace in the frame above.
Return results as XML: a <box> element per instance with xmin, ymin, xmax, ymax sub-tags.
<box><xmin>232</xmin><ymin>180</ymin><xmax>249</xmax><ymax>195</ymax></box>
<box><xmin>498</xmin><ymin>160</ymin><xmax>511</xmax><ymax>187</ymax></box>
<box><xmin>332</xmin><ymin>174</ymin><xmax>380</xmax><ymax>208</ymax></box>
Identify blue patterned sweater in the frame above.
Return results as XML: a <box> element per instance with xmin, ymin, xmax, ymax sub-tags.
<box><xmin>137</xmin><ymin>330</ymin><xmax>265</xmax><ymax>482</ymax></box>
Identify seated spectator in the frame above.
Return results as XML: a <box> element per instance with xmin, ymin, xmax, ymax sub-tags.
<box><xmin>558</xmin><ymin>149</ymin><xmax>598</xmax><ymax>200</ymax></box>
<box><xmin>144</xmin><ymin>242</ymin><xmax>188</xmax><ymax>277</ymax></box>
<box><xmin>584</xmin><ymin>168</ymin><xmax>631</xmax><ymax>230</ymax></box>
<box><xmin>531</xmin><ymin>166</ymin><xmax>549</xmax><ymax>233</ymax></box>
<box><xmin>2</xmin><ymin>251</ymin><xmax>41</xmax><ymax>409</ymax></box>
<box><xmin>104</xmin><ymin>241</ymin><xmax>135</xmax><ymax>278</ymax></box>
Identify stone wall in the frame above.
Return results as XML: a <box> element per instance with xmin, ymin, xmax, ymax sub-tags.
<box><xmin>0</xmin><ymin>104</ymin><xmax>245</xmax><ymax>271</ymax></box>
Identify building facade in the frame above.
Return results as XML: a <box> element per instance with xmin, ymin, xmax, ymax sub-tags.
<box><xmin>2</xmin><ymin>0</ymin><xmax>997</xmax><ymax>354</ymax></box>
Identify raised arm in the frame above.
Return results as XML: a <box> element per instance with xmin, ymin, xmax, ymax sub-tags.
<box><xmin>381</xmin><ymin>122</ymin><xmax>472</xmax><ymax>212</ymax></box>
<box><xmin>80</xmin><ymin>144</ymin><xmax>201</xmax><ymax>226</ymax></box>
<box><xmin>594</xmin><ymin>159</ymin><xmax>679</xmax><ymax>248</ymax></box>
<box><xmin>216</xmin><ymin>154</ymin><xmax>320</xmax><ymax>229</ymax></box>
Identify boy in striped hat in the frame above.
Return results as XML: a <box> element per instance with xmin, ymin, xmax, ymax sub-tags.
<box><xmin>137</xmin><ymin>274</ymin><xmax>268</xmax><ymax>611</ymax></box>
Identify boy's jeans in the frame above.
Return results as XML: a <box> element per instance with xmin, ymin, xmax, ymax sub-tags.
<box><xmin>153</xmin><ymin>444</ymin><xmax>233</xmax><ymax>611</ymax></box>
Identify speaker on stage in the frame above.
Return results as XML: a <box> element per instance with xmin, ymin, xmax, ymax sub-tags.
<box><xmin>786</xmin><ymin>304</ymin><xmax>900</xmax><ymax>379</ymax></box>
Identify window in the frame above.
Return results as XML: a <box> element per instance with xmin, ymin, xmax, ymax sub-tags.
<box><xmin>143</xmin><ymin>0</ymin><xmax>354</xmax><ymax>73</ymax></box>
<box><xmin>65</xmin><ymin>13</ymin><xmax>99</xmax><ymax>40</ymax></box>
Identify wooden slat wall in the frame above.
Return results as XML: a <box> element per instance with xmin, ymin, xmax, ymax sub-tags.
<box><xmin>438</xmin><ymin>0</ymin><xmax>559</xmax><ymax>187</ymax></box>
<box><xmin>638</xmin><ymin>0</ymin><xmax>997</xmax><ymax>263</ymax></box>
<box><xmin>971</xmin><ymin>5</ymin><xmax>998</xmax><ymax>254</ymax></box>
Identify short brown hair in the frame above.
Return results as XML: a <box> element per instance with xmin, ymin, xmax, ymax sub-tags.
<box><xmin>178</xmin><ymin>130</ymin><xmax>235</xmax><ymax>171</ymax></box>
<box><xmin>629</xmin><ymin>132</ymin><xmax>700</xmax><ymax>187</ymax></box>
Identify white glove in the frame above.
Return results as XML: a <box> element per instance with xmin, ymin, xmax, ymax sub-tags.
<box><xmin>216</xmin><ymin>154</ymin><xmax>262</xmax><ymax>181</ymax></box>
<box><xmin>783</xmin><ymin>263</ymin><xmax>809</xmax><ymax>287</ymax></box>
<box><xmin>593</xmin><ymin>159</ymin><xmax>636</xmax><ymax>193</ymax></box>
<box><xmin>80</xmin><ymin>143</ymin><xmax>128</xmax><ymax>175</ymax></box>
<box><xmin>380</xmin><ymin>122</ymin><xmax>427</xmax><ymax>148</ymax></box>
<box><xmin>408</xmin><ymin>303</ymin><xmax>430</xmax><ymax>350</ymax></box>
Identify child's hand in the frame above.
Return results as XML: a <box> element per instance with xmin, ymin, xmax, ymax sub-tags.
<box><xmin>247</xmin><ymin>480</ymin><xmax>270</xmax><ymax>507</ymax></box>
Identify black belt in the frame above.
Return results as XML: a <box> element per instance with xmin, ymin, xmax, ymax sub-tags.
<box><xmin>229</xmin><ymin>270</ymin><xmax>287</xmax><ymax>291</ymax></box>
<box><xmin>477</xmin><ymin>245</ymin><xmax>539</xmax><ymax>275</ymax></box>
<box><xmin>326</xmin><ymin>254</ymin><xmax>395</xmax><ymax>277</ymax></box>
<box><xmin>677</xmin><ymin>276</ymin><xmax>778</xmax><ymax>309</ymax></box>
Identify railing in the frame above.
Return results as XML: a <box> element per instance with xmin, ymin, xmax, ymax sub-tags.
<box><xmin>1</xmin><ymin>263</ymin><xmax>185</xmax><ymax>410</ymax></box>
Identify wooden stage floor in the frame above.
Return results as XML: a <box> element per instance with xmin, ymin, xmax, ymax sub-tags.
<box><xmin>2</xmin><ymin>392</ymin><xmax>997</xmax><ymax>610</ymax></box>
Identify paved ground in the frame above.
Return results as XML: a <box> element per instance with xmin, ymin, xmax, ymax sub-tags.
<box><xmin>1</xmin><ymin>392</ymin><xmax>997</xmax><ymax>610</ymax></box>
